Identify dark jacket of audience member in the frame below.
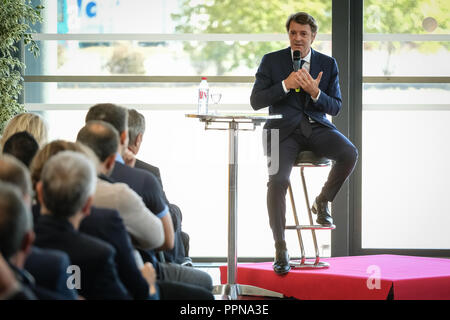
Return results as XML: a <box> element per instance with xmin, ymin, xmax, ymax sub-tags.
<box><xmin>0</xmin><ymin>182</ymin><xmax>67</xmax><ymax>300</ymax></box>
<box><xmin>79</xmin><ymin>207</ymin><xmax>151</xmax><ymax>299</ymax></box>
<box><xmin>0</xmin><ymin>154</ymin><xmax>76</xmax><ymax>299</ymax></box>
<box><xmin>33</xmin><ymin>151</ymin><xmax>130</xmax><ymax>300</ymax></box>
<box><xmin>24</xmin><ymin>246</ymin><xmax>77</xmax><ymax>300</ymax></box>
<box><xmin>35</xmin><ymin>215</ymin><xmax>130</xmax><ymax>300</ymax></box>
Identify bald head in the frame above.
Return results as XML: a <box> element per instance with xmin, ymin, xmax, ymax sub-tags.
<box><xmin>77</xmin><ymin>120</ymin><xmax>120</xmax><ymax>162</ymax></box>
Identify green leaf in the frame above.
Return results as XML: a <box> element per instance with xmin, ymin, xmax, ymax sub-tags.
<box><xmin>0</xmin><ymin>0</ymin><xmax>42</xmax><ymax>133</ymax></box>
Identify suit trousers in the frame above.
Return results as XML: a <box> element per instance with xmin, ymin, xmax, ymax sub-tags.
<box><xmin>266</xmin><ymin>122</ymin><xmax>358</xmax><ymax>242</ymax></box>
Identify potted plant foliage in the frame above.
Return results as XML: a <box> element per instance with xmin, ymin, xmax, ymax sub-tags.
<box><xmin>0</xmin><ymin>0</ymin><xmax>43</xmax><ymax>133</ymax></box>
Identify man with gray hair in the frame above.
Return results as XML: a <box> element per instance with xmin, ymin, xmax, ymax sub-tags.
<box><xmin>0</xmin><ymin>182</ymin><xmax>68</xmax><ymax>300</ymax></box>
<box><xmin>34</xmin><ymin>151</ymin><xmax>130</xmax><ymax>299</ymax></box>
<box><xmin>0</xmin><ymin>155</ymin><xmax>77</xmax><ymax>299</ymax></box>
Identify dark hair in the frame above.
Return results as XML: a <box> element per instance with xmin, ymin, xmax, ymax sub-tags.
<box><xmin>77</xmin><ymin>120</ymin><xmax>119</xmax><ymax>162</ymax></box>
<box><xmin>2</xmin><ymin>131</ymin><xmax>39</xmax><ymax>168</ymax></box>
<box><xmin>128</xmin><ymin>109</ymin><xmax>146</xmax><ymax>145</ymax></box>
<box><xmin>0</xmin><ymin>182</ymin><xmax>32</xmax><ymax>259</ymax></box>
<box><xmin>85</xmin><ymin>103</ymin><xmax>128</xmax><ymax>134</ymax></box>
<box><xmin>0</xmin><ymin>155</ymin><xmax>32</xmax><ymax>199</ymax></box>
<box><xmin>285</xmin><ymin>12</ymin><xmax>318</xmax><ymax>34</ymax></box>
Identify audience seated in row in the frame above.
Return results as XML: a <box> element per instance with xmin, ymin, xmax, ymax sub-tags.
<box><xmin>83</xmin><ymin>104</ymin><xmax>212</xmax><ymax>291</ymax></box>
<box><xmin>29</xmin><ymin>141</ymin><xmax>158</xmax><ymax>299</ymax></box>
<box><xmin>34</xmin><ymin>151</ymin><xmax>134</xmax><ymax>299</ymax></box>
<box><xmin>0</xmin><ymin>107</ymin><xmax>213</xmax><ymax>300</ymax></box>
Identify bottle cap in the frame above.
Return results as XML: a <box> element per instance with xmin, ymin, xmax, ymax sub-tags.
<box><xmin>201</xmin><ymin>77</ymin><xmax>207</xmax><ymax>80</ymax></box>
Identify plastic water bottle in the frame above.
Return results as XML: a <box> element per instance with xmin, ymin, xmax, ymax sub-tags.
<box><xmin>198</xmin><ymin>77</ymin><xmax>209</xmax><ymax>114</ymax></box>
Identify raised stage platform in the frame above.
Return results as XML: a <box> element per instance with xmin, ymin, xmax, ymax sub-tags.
<box><xmin>219</xmin><ymin>255</ymin><xmax>450</xmax><ymax>300</ymax></box>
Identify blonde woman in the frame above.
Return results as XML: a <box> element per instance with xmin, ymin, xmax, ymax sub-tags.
<box><xmin>0</xmin><ymin>113</ymin><xmax>49</xmax><ymax>149</ymax></box>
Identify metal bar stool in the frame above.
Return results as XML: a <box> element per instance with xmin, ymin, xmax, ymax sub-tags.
<box><xmin>285</xmin><ymin>150</ymin><xmax>335</xmax><ymax>269</ymax></box>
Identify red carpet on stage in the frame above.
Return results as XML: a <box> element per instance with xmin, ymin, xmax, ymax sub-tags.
<box><xmin>219</xmin><ymin>255</ymin><xmax>450</xmax><ymax>300</ymax></box>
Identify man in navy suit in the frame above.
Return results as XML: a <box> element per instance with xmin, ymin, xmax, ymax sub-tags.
<box><xmin>34</xmin><ymin>151</ymin><xmax>131</xmax><ymax>299</ymax></box>
<box><xmin>0</xmin><ymin>154</ymin><xmax>77</xmax><ymax>299</ymax></box>
<box><xmin>250</xmin><ymin>12</ymin><xmax>358</xmax><ymax>274</ymax></box>
<box><xmin>0</xmin><ymin>182</ymin><xmax>70</xmax><ymax>300</ymax></box>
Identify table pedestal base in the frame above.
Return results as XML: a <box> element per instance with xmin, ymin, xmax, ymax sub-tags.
<box><xmin>213</xmin><ymin>283</ymin><xmax>284</xmax><ymax>300</ymax></box>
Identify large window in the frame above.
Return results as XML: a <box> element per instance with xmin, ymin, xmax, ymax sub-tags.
<box><xmin>25</xmin><ymin>0</ymin><xmax>333</xmax><ymax>259</ymax></box>
<box><xmin>361</xmin><ymin>0</ymin><xmax>450</xmax><ymax>250</ymax></box>
<box><xmin>24</xmin><ymin>0</ymin><xmax>450</xmax><ymax>258</ymax></box>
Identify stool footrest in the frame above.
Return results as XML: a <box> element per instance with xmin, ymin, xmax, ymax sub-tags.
<box><xmin>289</xmin><ymin>259</ymin><xmax>330</xmax><ymax>269</ymax></box>
<box><xmin>285</xmin><ymin>224</ymin><xmax>336</xmax><ymax>230</ymax></box>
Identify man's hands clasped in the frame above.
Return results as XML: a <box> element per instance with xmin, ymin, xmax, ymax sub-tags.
<box><xmin>284</xmin><ymin>69</ymin><xmax>323</xmax><ymax>99</ymax></box>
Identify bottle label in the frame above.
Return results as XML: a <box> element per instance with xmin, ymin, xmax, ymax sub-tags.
<box><xmin>198</xmin><ymin>88</ymin><xmax>209</xmax><ymax>114</ymax></box>
<box><xmin>199</xmin><ymin>90</ymin><xmax>208</xmax><ymax>99</ymax></box>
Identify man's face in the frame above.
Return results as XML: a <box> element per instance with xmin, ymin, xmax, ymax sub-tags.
<box><xmin>288</xmin><ymin>21</ymin><xmax>316</xmax><ymax>58</ymax></box>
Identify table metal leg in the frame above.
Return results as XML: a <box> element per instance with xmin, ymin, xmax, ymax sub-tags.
<box><xmin>213</xmin><ymin>121</ymin><xmax>283</xmax><ymax>300</ymax></box>
<box><xmin>228</xmin><ymin>121</ymin><xmax>238</xmax><ymax>287</ymax></box>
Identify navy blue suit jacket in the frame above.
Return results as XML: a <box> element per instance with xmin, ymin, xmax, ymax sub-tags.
<box><xmin>79</xmin><ymin>207</ymin><xmax>150</xmax><ymax>300</ymax></box>
<box><xmin>111</xmin><ymin>161</ymin><xmax>168</xmax><ymax>218</ymax></box>
<box><xmin>24</xmin><ymin>246</ymin><xmax>77</xmax><ymax>300</ymax></box>
<box><xmin>34</xmin><ymin>215</ymin><xmax>131</xmax><ymax>300</ymax></box>
<box><xmin>250</xmin><ymin>47</ymin><xmax>342</xmax><ymax>143</ymax></box>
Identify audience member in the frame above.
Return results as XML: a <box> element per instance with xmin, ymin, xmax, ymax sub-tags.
<box><xmin>127</xmin><ymin>109</ymin><xmax>192</xmax><ymax>266</ymax></box>
<box><xmin>0</xmin><ymin>155</ymin><xmax>33</xmax><ymax>205</ymax></box>
<box><xmin>30</xmin><ymin>141</ymin><xmax>159</xmax><ymax>299</ymax></box>
<box><xmin>84</xmin><ymin>104</ymin><xmax>212</xmax><ymax>291</ymax></box>
<box><xmin>31</xmin><ymin>142</ymin><xmax>211</xmax><ymax>300</ymax></box>
<box><xmin>85</xmin><ymin>103</ymin><xmax>174</xmax><ymax>250</ymax></box>
<box><xmin>2</xmin><ymin>131</ymin><xmax>39</xmax><ymax>167</ymax></box>
<box><xmin>0</xmin><ymin>112</ymin><xmax>48</xmax><ymax>149</ymax></box>
<box><xmin>76</xmin><ymin>123</ymin><xmax>164</xmax><ymax>250</ymax></box>
<box><xmin>0</xmin><ymin>252</ymin><xmax>36</xmax><ymax>300</ymax></box>
<box><xmin>0</xmin><ymin>182</ymin><xmax>66</xmax><ymax>299</ymax></box>
<box><xmin>33</xmin><ymin>151</ymin><xmax>131</xmax><ymax>300</ymax></box>
<box><xmin>0</xmin><ymin>154</ymin><xmax>77</xmax><ymax>299</ymax></box>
